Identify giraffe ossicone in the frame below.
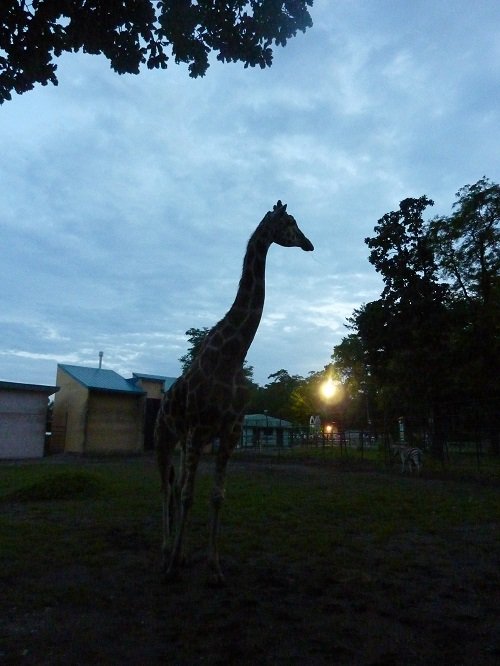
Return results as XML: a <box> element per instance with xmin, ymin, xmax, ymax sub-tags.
<box><xmin>155</xmin><ymin>201</ymin><xmax>313</xmax><ymax>584</ymax></box>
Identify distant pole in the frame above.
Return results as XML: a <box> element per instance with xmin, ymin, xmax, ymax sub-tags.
<box><xmin>98</xmin><ymin>351</ymin><xmax>103</xmax><ymax>369</ymax></box>
<box><xmin>264</xmin><ymin>409</ymin><xmax>268</xmax><ymax>449</ymax></box>
<box><xmin>398</xmin><ymin>416</ymin><xmax>405</xmax><ymax>443</ymax></box>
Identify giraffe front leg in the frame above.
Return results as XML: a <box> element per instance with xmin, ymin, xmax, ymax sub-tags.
<box><xmin>208</xmin><ymin>486</ymin><xmax>226</xmax><ymax>585</ymax></box>
<box><xmin>208</xmin><ymin>438</ymin><xmax>237</xmax><ymax>586</ymax></box>
<box><xmin>161</xmin><ymin>472</ymin><xmax>173</xmax><ymax>572</ymax></box>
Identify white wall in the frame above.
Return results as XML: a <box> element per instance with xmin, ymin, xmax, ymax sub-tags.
<box><xmin>0</xmin><ymin>389</ymin><xmax>49</xmax><ymax>458</ymax></box>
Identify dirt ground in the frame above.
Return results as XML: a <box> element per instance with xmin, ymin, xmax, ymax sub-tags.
<box><xmin>1</xmin><ymin>459</ymin><xmax>499</xmax><ymax>665</ymax></box>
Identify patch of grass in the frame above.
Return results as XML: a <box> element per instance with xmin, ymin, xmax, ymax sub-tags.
<box><xmin>220</xmin><ymin>463</ymin><xmax>500</xmax><ymax>561</ymax></box>
<box><xmin>0</xmin><ymin>461</ymin><xmax>160</xmax><ymax>591</ymax></box>
<box><xmin>2</xmin><ymin>469</ymin><xmax>107</xmax><ymax>502</ymax></box>
<box><xmin>234</xmin><ymin>444</ymin><xmax>385</xmax><ymax>467</ymax></box>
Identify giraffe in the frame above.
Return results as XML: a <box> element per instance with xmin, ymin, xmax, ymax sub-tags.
<box><xmin>155</xmin><ymin>201</ymin><xmax>314</xmax><ymax>584</ymax></box>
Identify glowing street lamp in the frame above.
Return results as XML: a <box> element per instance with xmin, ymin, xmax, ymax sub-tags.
<box><xmin>320</xmin><ymin>377</ymin><xmax>337</xmax><ymax>401</ymax></box>
<box><xmin>320</xmin><ymin>376</ymin><xmax>344</xmax><ymax>450</ymax></box>
<box><xmin>319</xmin><ymin>378</ymin><xmax>336</xmax><ymax>446</ymax></box>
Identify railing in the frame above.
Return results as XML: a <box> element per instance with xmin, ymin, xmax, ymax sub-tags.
<box><xmin>234</xmin><ymin>425</ymin><xmax>500</xmax><ymax>478</ymax></box>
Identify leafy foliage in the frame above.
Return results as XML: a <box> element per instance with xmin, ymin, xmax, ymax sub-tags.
<box><xmin>333</xmin><ymin>179</ymin><xmax>500</xmax><ymax>453</ymax></box>
<box><xmin>0</xmin><ymin>1</ymin><xmax>313</xmax><ymax>103</ymax></box>
<box><xmin>429</xmin><ymin>178</ymin><xmax>500</xmax><ymax>452</ymax></box>
<box><xmin>360</xmin><ymin>198</ymin><xmax>450</xmax><ymax>433</ymax></box>
<box><xmin>179</xmin><ymin>326</ymin><xmax>210</xmax><ymax>373</ymax></box>
<box><xmin>248</xmin><ymin>368</ymin><xmax>303</xmax><ymax>420</ymax></box>
<box><xmin>331</xmin><ymin>333</ymin><xmax>372</xmax><ymax>427</ymax></box>
<box><xmin>428</xmin><ymin>178</ymin><xmax>500</xmax><ymax>397</ymax></box>
<box><xmin>365</xmin><ymin>196</ymin><xmax>441</xmax><ymax>305</ymax></box>
<box><xmin>429</xmin><ymin>177</ymin><xmax>500</xmax><ymax>305</ymax></box>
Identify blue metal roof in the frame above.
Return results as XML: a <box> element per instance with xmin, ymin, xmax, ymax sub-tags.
<box><xmin>59</xmin><ymin>365</ymin><xmax>144</xmax><ymax>395</ymax></box>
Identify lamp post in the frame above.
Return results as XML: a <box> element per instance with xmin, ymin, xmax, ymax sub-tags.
<box><xmin>320</xmin><ymin>375</ymin><xmax>345</xmax><ymax>453</ymax></box>
<box><xmin>324</xmin><ymin>423</ymin><xmax>333</xmax><ymax>445</ymax></box>
<box><xmin>320</xmin><ymin>377</ymin><xmax>337</xmax><ymax>450</ymax></box>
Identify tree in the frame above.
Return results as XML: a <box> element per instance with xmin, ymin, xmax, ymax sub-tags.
<box><xmin>0</xmin><ymin>1</ymin><xmax>313</xmax><ymax>104</ymax></box>
<box><xmin>179</xmin><ymin>326</ymin><xmax>209</xmax><ymax>372</ymax></box>
<box><xmin>248</xmin><ymin>368</ymin><xmax>303</xmax><ymax>420</ymax></box>
<box><xmin>429</xmin><ymin>178</ymin><xmax>500</xmax><ymax>452</ymax></box>
<box><xmin>331</xmin><ymin>333</ymin><xmax>365</xmax><ymax>397</ymax></box>
<box><xmin>365</xmin><ymin>196</ymin><xmax>443</xmax><ymax>307</ymax></box>
<box><xmin>289</xmin><ymin>370</ymin><xmax>323</xmax><ymax>424</ymax></box>
<box><xmin>331</xmin><ymin>333</ymin><xmax>373</xmax><ymax>429</ymax></box>
<box><xmin>429</xmin><ymin>178</ymin><xmax>499</xmax><ymax>307</ymax></box>
<box><xmin>360</xmin><ymin>197</ymin><xmax>453</xmax><ymax>451</ymax></box>
<box><xmin>330</xmin><ymin>180</ymin><xmax>499</xmax><ymax>453</ymax></box>
<box><xmin>289</xmin><ymin>367</ymin><xmax>345</xmax><ymax>425</ymax></box>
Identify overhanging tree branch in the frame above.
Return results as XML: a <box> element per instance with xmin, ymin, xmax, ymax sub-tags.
<box><xmin>0</xmin><ymin>0</ymin><xmax>313</xmax><ymax>103</ymax></box>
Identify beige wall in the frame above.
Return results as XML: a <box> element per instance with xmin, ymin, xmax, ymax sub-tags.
<box><xmin>51</xmin><ymin>368</ymin><xmax>88</xmax><ymax>453</ymax></box>
<box><xmin>86</xmin><ymin>393</ymin><xmax>144</xmax><ymax>453</ymax></box>
<box><xmin>52</xmin><ymin>367</ymin><xmax>145</xmax><ymax>454</ymax></box>
<box><xmin>136</xmin><ymin>379</ymin><xmax>164</xmax><ymax>400</ymax></box>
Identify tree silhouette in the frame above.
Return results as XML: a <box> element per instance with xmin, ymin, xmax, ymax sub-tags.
<box><xmin>430</xmin><ymin>178</ymin><xmax>500</xmax><ymax>453</ymax></box>
<box><xmin>0</xmin><ymin>1</ymin><xmax>313</xmax><ymax>103</ymax></box>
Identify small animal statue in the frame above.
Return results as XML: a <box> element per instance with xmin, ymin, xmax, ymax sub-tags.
<box><xmin>392</xmin><ymin>445</ymin><xmax>423</xmax><ymax>474</ymax></box>
<box><xmin>155</xmin><ymin>201</ymin><xmax>314</xmax><ymax>584</ymax></box>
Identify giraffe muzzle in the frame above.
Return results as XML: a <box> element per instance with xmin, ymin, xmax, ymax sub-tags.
<box><xmin>301</xmin><ymin>236</ymin><xmax>314</xmax><ymax>252</ymax></box>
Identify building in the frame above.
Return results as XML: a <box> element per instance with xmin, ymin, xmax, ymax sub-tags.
<box><xmin>51</xmin><ymin>364</ymin><xmax>146</xmax><ymax>454</ymax></box>
<box><xmin>241</xmin><ymin>413</ymin><xmax>295</xmax><ymax>448</ymax></box>
<box><xmin>0</xmin><ymin>380</ymin><xmax>59</xmax><ymax>459</ymax></box>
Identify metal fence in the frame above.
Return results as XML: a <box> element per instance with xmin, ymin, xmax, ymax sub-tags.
<box><xmin>237</xmin><ymin>428</ymin><xmax>379</xmax><ymax>457</ymax></box>
<box><xmin>235</xmin><ymin>418</ymin><xmax>500</xmax><ymax>476</ymax></box>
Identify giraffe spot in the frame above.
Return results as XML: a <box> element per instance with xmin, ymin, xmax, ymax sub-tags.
<box><xmin>221</xmin><ymin>337</ymin><xmax>241</xmax><ymax>358</ymax></box>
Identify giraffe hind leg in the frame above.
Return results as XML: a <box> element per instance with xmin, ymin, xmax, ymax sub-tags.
<box><xmin>155</xmin><ymin>420</ymin><xmax>178</xmax><ymax>573</ymax></box>
<box><xmin>160</xmin><ymin>464</ymin><xmax>176</xmax><ymax>571</ymax></box>
<box><xmin>157</xmin><ymin>465</ymin><xmax>179</xmax><ymax>578</ymax></box>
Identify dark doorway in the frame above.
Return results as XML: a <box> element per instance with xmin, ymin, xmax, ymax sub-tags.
<box><xmin>144</xmin><ymin>398</ymin><xmax>161</xmax><ymax>450</ymax></box>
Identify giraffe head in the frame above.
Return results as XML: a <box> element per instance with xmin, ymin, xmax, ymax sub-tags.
<box><xmin>267</xmin><ymin>200</ymin><xmax>314</xmax><ymax>251</ymax></box>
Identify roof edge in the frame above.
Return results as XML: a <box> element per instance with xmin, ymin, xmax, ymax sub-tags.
<box><xmin>0</xmin><ymin>380</ymin><xmax>59</xmax><ymax>394</ymax></box>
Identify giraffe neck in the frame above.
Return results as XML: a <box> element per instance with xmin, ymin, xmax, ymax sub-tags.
<box><xmin>213</xmin><ymin>222</ymin><xmax>272</xmax><ymax>364</ymax></box>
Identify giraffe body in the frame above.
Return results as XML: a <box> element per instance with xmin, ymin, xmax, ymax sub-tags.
<box><xmin>155</xmin><ymin>201</ymin><xmax>313</xmax><ymax>584</ymax></box>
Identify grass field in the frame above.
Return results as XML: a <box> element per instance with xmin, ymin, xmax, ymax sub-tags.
<box><xmin>1</xmin><ymin>453</ymin><xmax>499</xmax><ymax>664</ymax></box>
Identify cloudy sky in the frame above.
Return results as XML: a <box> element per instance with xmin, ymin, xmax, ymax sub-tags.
<box><xmin>1</xmin><ymin>0</ymin><xmax>499</xmax><ymax>388</ymax></box>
